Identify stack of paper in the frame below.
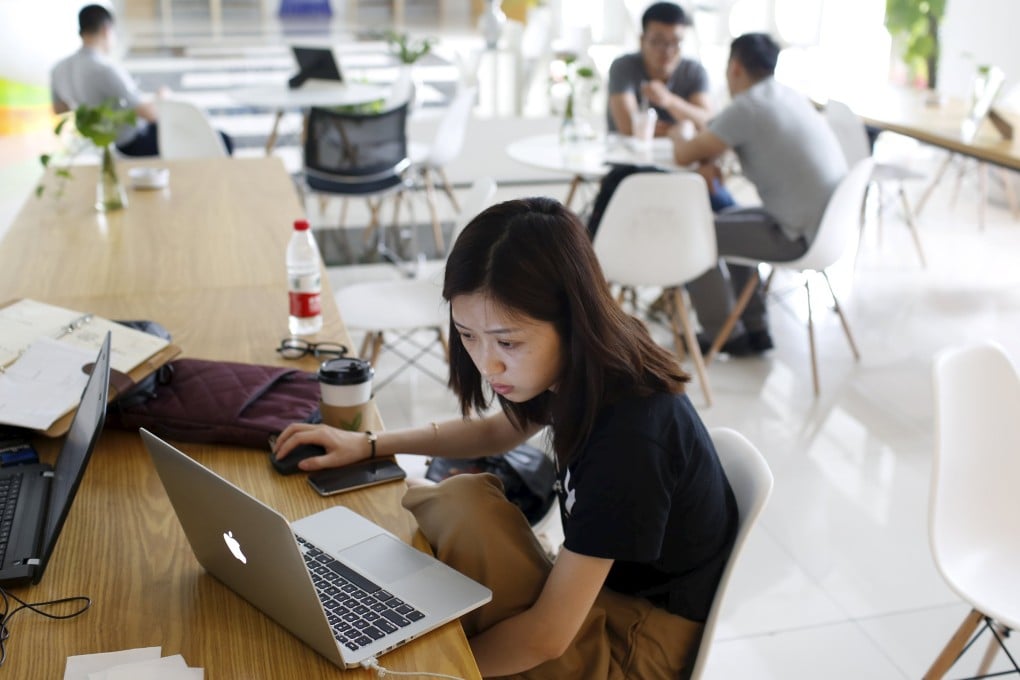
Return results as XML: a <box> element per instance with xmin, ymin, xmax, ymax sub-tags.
<box><xmin>64</xmin><ymin>647</ymin><xmax>202</xmax><ymax>680</ymax></box>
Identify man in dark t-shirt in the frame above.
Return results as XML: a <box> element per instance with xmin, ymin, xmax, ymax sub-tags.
<box><xmin>607</xmin><ymin>2</ymin><xmax>712</xmax><ymax>137</ymax></box>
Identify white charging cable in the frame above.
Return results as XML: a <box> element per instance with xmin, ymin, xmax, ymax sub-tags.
<box><xmin>360</xmin><ymin>656</ymin><xmax>465</xmax><ymax>680</ymax></box>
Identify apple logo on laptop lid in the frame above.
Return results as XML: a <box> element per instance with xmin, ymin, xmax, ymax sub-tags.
<box><xmin>223</xmin><ymin>530</ymin><xmax>247</xmax><ymax>564</ymax></box>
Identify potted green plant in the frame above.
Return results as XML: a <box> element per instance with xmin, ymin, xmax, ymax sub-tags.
<box><xmin>885</xmin><ymin>0</ymin><xmax>945</xmax><ymax>90</ymax></box>
<box><xmin>37</xmin><ymin>99</ymin><xmax>136</xmax><ymax>212</ymax></box>
<box><xmin>385</xmin><ymin>31</ymin><xmax>435</xmax><ymax>65</ymax></box>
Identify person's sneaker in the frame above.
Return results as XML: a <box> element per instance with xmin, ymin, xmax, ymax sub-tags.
<box><xmin>695</xmin><ymin>332</ymin><xmax>756</xmax><ymax>357</ymax></box>
<box><xmin>747</xmin><ymin>330</ymin><xmax>774</xmax><ymax>353</ymax></box>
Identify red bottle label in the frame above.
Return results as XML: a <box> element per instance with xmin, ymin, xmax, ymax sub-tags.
<box><xmin>289</xmin><ymin>291</ymin><xmax>321</xmax><ymax>318</ymax></box>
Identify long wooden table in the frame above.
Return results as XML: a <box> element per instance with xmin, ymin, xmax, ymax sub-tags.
<box><xmin>0</xmin><ymin>157</ymin><xmax>480</xmax><ymax>678</ymax></box>
<box><xmin>845</xmin><ymin>87</ymin><xmax>1020</xmax><ymax>171</ymax></box>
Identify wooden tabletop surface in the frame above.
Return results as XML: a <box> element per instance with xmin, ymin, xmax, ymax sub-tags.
<box><xmin>0</xmin><ymin>157</ymin><xmax>480</xmax><ymax>679</ymax></box>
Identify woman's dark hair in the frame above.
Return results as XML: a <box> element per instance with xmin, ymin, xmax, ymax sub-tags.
<box><xmin>641</xmin><ymin>2</ymin><xmax>690</xmax><ymax>30</ymax></box>
<box><xmin>729</xmin><ymin>32</ymin><xmax>780</xmax><ymax>80</ymax></box>
<box><xmin>443</xmin><ymin>197</ymin><xmax>689</xmax><ymax>465</ymax></box>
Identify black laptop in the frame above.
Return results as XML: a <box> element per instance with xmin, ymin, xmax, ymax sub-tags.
<box><xmin>289</xmin><ymin>46</ymin><xmax>343</xmax><ymax>88</ymax></box>
<box><xmin>0</xmin><ymin>331</ymin><xmax>110</xmax><ymax>586</ymax></box>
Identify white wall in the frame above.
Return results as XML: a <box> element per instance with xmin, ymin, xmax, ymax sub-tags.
<box><xmin>939</xmin><ymin>0</ymin><xmax>1020</xmax><ymax>100</ymax></box>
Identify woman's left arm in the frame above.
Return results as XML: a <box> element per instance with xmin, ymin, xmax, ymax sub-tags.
<box><xmin>468</xmin><ymin>548</ymin><xmax>613</xmax><ymax>676</ymax></box>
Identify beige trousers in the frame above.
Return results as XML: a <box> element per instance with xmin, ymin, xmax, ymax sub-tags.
<box><xmin>402</xmin><ymin>473</ymin><xmax>704</xmax><ymax>679</ymax></box>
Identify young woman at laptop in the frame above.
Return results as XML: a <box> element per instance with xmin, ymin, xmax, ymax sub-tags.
<box><xmin>275</xmin><ymin>197</ymin><xmax>737</xmax><ymax>678</ymax></box>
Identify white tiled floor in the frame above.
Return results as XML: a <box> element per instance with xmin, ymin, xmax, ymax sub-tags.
<box><xmin>5</xmin><ymin>8</ymin><xmax>1020</xmax><ymax>679</ymax></box>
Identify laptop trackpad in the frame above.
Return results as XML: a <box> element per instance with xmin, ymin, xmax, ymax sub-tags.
<box><xmin>339</xmin><ymin>534</ymin><xmax>434</xmax><ymax>585</ymax></box>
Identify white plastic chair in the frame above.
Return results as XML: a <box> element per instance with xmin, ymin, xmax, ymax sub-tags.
<box><xmin>408</xmin><ymin>85</ymin><xmax>477</xmax><ymax>254</ymax></box>
<box><xmin>382</xmin><ymin>66</ymin><xmax>416</xmax><ymax>112</ymax></box>
<box><xmin>156</xmin><ymin>99</ymin><xmax>228</xmax><ymax>160</ymax></box>
<box><xmin>824</xmin><ymin>99</ymin><xmax>926</xmax><ymax>267</ymax></box>
<box><xmin>333</xmin><ymin>177</ymin><xmax>497</xmax><ymax>389</ymax></box>
<box><xmin>592</xmin><ymin>172</ymin><xmax>718</xmax><ymax>405</ymax></box>
<box><xmin>690</xmin><ymin>427</ymin><xmax>774</xmax><ymax>680</ymax></box>
<box><xmin>927</xmin><ymin>343</ymin><xmax>1020</xmax><ymax>679</ymax></box>
<box><xmin>707</xmin><ymin>157</ymin><xmax>875</xmax><ymax>396</ymax></box>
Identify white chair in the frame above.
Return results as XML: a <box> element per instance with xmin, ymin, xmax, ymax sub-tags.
<box><xmin>592</xmin><ymin>172</ymin><xmax>718</xmax><ymax>405</ymax></box>
<box><xmin>824</xmin><ymin>99</ymin><xmax>926</xmax><ymax>267</ymax></box>
<box><xmin>381</xmin><ymin>66</ymin><xmax>416</xmax><ymax>112</ymax></box>
<box><xmin>927</xmin><ymin>343</ymin><xmax>1020</xmax><ymax>679</ymax></box>
<box><xmin>690</xmin><ymin>427</ymin><xmax>774</xmax><ymax>680</ymax></box>
<box><xmin>707</xmin><ymin>157</ymin><xmax>875</xmax><ymax>396</ymax></box>
<box><xmin>333</xmin><ymin>177</ymin><xmax>497</xmax><ymax>389</ymax></box>
<box><xmin>156</xmin><ymin>99</ymin><xmax>228</xmax><ymax>160</ymax></box>
<box><xmin>408</xmin><ymin>85</ymin><xmax>477</xmax><ymax>254</ymax></box>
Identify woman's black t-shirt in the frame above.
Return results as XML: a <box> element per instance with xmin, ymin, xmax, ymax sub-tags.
<box><xmin>555</xmin><ymin>391</ymin><xmax>738</xmax><ymax>622</ymax></box>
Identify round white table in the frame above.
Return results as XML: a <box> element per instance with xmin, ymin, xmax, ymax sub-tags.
<box><xmin>230</xmin><ymin>80</ymin><xmax>391</xmax><ymax>154</ymax></box>
<box><xmin>504</xmin><ymin>134</ymin><xmax>680</xmax><ymax>207</ymax></box>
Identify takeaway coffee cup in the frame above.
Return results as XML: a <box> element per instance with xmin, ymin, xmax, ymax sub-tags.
<box><xmin>318</xmin><ymin>357</ymin><xmax>374</xmax><ymax>431</ymax></box>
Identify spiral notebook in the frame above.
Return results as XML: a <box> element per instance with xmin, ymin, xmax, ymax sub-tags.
<box><xmin>0</xmin><ymin>299</ymin><xmax>180</xmax><ymax>434</ymax></box>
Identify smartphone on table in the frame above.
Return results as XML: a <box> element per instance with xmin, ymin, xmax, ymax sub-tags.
<box><xmin>307</xmin><ymin>458</ymin><xmax>406</xmax><ymax>496</ymax></box>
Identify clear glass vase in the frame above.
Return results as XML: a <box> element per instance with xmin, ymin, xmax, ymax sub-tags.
<box><xmin>96</xmin><ymin>144</ymin><xmax>127</xmax><ymax>212</ymax></box>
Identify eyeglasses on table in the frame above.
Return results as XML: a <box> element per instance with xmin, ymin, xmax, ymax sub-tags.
<box><xmin>276</xmin><ymin>338</ymin><xmax>349</xmax><ymax>360</ymax></box>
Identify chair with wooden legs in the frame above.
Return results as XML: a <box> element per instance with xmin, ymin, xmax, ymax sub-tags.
<box><xmin>823</xmin><ymin>99</ymin><xmax>927</xmax><ymax>267</ymax></box>
<box><xmin>408</xmin><ymin>85</ymin><xmax>478</xmax><ymax>255</ymax></box>
<box><xmin>927</xmin><ymin>342</ymin><xmax>1020</xmax><ymax>679</ymax></box>
<box><xmin>592</xmin><ymin>172</ymin><xmax>719</xmax><ymax>405</ymax></box>
<box><xmin>333</xmin><ymin>178</ymin><xmax>497</xmax><ymax>389</ymax></box>
<box><xmin>706</xmin><ymin>158</ymin><xmax>874</xmax><ymax>396</ymax></box>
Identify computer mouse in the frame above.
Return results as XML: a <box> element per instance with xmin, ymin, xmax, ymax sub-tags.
<box><xmin>268</xmin><ymin>439</ymin><xmax>326</xmax><ymax>475</ymax></box>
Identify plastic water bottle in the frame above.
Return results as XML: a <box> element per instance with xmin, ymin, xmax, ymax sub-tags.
<box><xmin>286</xmin><ymin>219</ymin><xmax>323</xmax><ymax>336</ymax></box>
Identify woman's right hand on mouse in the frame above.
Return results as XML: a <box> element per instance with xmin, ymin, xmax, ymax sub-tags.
<box><xmin>273</xmin><ymin>423</ymin><xmax>372</xmax><ymax>471</ymax></box>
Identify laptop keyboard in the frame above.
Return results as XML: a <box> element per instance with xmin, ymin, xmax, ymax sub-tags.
<box><xmin>296</xmin><ymin>536</ymin><xmax>425</xmax><ymax>651</ymax></box>
<box><xmin>0</xmin><ymin>474</ymin><xmax>23</xmax><ymax>565</ymax></box>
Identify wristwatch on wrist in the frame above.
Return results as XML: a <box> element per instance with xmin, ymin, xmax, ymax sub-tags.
<box><xmin>366</xmin><ymin>431</ymin><xmax>378</xmax><ymax>459</ymax></box>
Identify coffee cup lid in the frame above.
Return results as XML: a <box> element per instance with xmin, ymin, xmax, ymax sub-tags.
<box><xmin>319</xmin><ymin>357</ymin><xmax>374</xmax><ymax>385</ymax></box>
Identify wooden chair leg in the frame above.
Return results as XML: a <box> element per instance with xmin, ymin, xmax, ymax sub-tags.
<box><xmin>976</xmin><ymin>621</ymin><xmax>1009</xmax><ymax>676</ymax></box>
<box><xmin>898</xmin><ymin>183</ymin><xmax>927</xmax><ymax>268</ymax></box>
<box><xmin>805</xmin><ymin>278</ymin><xmax>820</xmax><ymax>396</ymax></box>
<box><xmin>438</xmin><ymin>326</ymin><xmax>450</xmax><ymax>362</ymax></box>
<box><xmin>979</xmin><ymin>161</ymin><xmax>989</xmax><ymax>230</ymax></box>
<box><xmin>949</xmin><ymin>158</ymin><xmax>967</xmax><ymax>210</ymax></box>
<box><xmin>422</xmin><ymin>169</ymin><xmax>445</xmax><ymax>254</ymax></box>
<box><xmin>923</xmin><ymin>609</ymin><xmax>986</xmax><ymax>680</ymax></box>
<box><xmin>706</xmin><ymin>269</ymin><xmax>760</xmax><ymax>366</ymax></box>
<box><xmin>854</xmin><ymin>182</ymin><xmax>872</xmax><ymax>270</ymax></box>
<box><xmin>564</xmin><ymin>175</ymin><xmax>582</xmax><ymax>209</ymax></box>
<box><xmin>915</xmin><ymin>152</ymin><xmax>954</xmax><ymax>217</ymax></box>
<box><xmin>821</xmin><ymin>271</ymin><xmax>860</xmax><ymax>361</ymax></box>
<box><xmin>369</xmin><ymin>331</ymin><xmax>385</xmax><ymax>366</ymax></box>
<box><xmin>338</xmin><ymin>197</ymin><xmax>349</xmax><ymax>228</ymax></box>
<box><xmin>358</xmin><ymin>331</ymin><xmax>374</xmax><ymax>360</ymax></box>
<box><xmin>437</xmin><ymin>168</ymin><xmax>460</xmax><ymax>213</ymax></box>
<box><xmin>999</xmin><ymin>168</ymin><xmax>1020</xmax><ymax>220</ymax></box>
<box><xmin>671</xmin><ymin>288</ymin><xmax>712</xmax><ymax>406</ymax></box>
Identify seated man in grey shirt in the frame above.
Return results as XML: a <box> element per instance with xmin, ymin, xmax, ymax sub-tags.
<box><xmin>670</xmin><ymin>32</ymin><xmax>847</xmax><ymax>355</ymax></box>
<box><xmin>50</xmin><ymin>5</ymin><xmax>160</xmax><ymax>156</ymax></box>
<box><xmin>607</xmin><ymin>2</ymin><xmax>712</xmax><ymax>137</ymax></box>
<box><xmin>51</xmin><ymin>4</ymin><xmax>233</xmax><ymax>157</ymax></box>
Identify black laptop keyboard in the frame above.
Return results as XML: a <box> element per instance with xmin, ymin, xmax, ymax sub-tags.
<box><xmin>0</xmin><ymin>474</ymin><xmax>23</xmax><ymax>564</ymax></box>
<box><xmin>296</xmin><ymin>536</ymin><xmax>425</xmax><ymax>651</ymax></box>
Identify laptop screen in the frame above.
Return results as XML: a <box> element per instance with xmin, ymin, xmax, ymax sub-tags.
<box><xmin>290</xmin><ymin>46</ymin><xmax>343</xmax><ymax>88</ymax></box>
<box><xmin>37</xmin><ymin>332</ymin><xmax>111</xmax><ymax>573</ymax></box>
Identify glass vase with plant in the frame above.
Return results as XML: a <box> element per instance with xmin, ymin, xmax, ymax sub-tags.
<box><xmin>37</xmin><ymin>98</ymin><xmax>136</xmax><ymax>212</ymax></box>
<box><xmin>550</xmin><ymin>54</ymin><xmax>598</xmax><ymax>145</ymax></box>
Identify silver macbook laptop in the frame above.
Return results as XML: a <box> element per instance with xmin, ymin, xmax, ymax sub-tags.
<box><xmin>140</xmin><ymin>429</ymin><xmax>490</xmax><ymax>669</ymax></box>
